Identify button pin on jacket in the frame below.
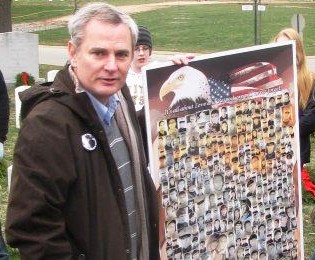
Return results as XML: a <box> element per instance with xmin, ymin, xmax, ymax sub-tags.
<box><xmin>81</xmin><ymin>133</ymin><xmax>97</xmax><ymax>151</ymax></box>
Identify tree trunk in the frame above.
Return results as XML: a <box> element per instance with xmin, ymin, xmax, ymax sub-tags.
<box><xmin>0</xmin><ymin>0</ymin><xmax>12</xmax><ymax>33</ymax></box>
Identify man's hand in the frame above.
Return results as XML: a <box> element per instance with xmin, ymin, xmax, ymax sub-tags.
<box><xmin>0</xmin><ymin>142</ymin><xmax>3</xmax><ymax>160</ymax></box>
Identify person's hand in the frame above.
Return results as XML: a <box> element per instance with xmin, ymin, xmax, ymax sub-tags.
<box><xmin>0</xmin><ymin>142</ymin><xmax>3</xmax><ymax>160</ymax></box>
<box><xmin>169</xmin><ymin>54</ymin><xmax>195</xmax><ymax>65</ymax></box>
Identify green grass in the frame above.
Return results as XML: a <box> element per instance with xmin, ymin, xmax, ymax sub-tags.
<box><xmin>33</xmin><ymin>3</ymin><xmax>315</xmax><ymax>55</ymax></box>
<box><xmin>133</xmin><ymin>3</ymin><xmax>315</xmax><ymax>54</ymax></box>
<box><xmin>12</xmin><ymin>0</ymin><xmax>176</xmax><ymax>23</ymax></box>
<box><xmin>12</xmin><ymin>4</ymin><xmax>73</xmax><ymax>23</ymax></box>
<box><xmin>303</xmin><ymin>204</ymin><xmax>315</xmax><ymax>258</ymax></box>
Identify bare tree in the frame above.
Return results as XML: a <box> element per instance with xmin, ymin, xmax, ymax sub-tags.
<box><xmin>0</xmin><ymin>0</ymin><xmax>12</xmax><ymax>33</ymax></box>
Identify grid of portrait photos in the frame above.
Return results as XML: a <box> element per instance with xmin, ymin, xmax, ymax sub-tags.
<box><xmin>158</xmin><ymin>91</ymin><xmax>298</xmax><ymax>260</ymax></box>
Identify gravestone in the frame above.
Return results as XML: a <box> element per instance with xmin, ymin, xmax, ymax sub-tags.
<box><xmin>47</xmin><ymin>69</ymin><xmax>59</xmax><ymax>82</ymax></box>
<box><xmin>7</xmin><ymin>165</ymin><xmax>12</xmax><ymax>192</ymax></box>
<box><xmin>0</xmin><ymin>32</ymin><xmax>39</xmax><ymax>84</ymax></box>
<box><xmin>15</xmin><ymin>85</ymin><xmax>31</xmax><ymax>128</ymax></box>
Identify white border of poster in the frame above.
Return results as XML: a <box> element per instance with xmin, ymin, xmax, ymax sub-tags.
<box><xmin>143</xmin><ymin>42</ymin><xmax>303</xmax><ymax>260</ymax></box>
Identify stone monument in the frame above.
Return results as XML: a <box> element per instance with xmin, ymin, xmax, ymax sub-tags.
<box><xmin>0</xmin><ymin>32</ymin><xmax>39</xmax><ymax>85</ymax></box>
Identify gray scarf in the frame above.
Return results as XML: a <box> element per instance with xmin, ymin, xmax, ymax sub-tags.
<box><xmin>115</xmin><ymin>90</ymin><xmax>150</xmax><ymax>260</ymax></box>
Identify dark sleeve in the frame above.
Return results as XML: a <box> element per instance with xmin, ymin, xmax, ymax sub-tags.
<box><xmin>0</xmin><ymin>70</ymin><xmax>9</xmax><ymax>142</ymax></box>
<box><xmin>143</xmin><ymin>170</ymin><xmax>160</xmax><ymax>260</ymax></box>
<box><xmin>137</xmin><ymin>107</ymin><xmax>149</xmax><ymax>160</ymax></box>
<box><xmin>5</xmin><ymin>102</ymin><xmax>76</xmax><ymax>260</ymax></box>
<box><xmin>299</xmin><ymin>96</ymin><xmax>315</xmax><ymax>136</ymax></box>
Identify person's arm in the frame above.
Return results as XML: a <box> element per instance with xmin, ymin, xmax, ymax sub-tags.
<box><xmin>0</xmin><ymin>70</ymin><xmax>9</xmax><ymax>160</ymax></box>
<box><xmin>5</xmin><ymin>102</ymin><xmax>77</xmax><ymax>259</ymax></box>
<box><xmin>299</xmin><ymin>97</ymin><xmax>315</xmax><ymax>136</ymax></box>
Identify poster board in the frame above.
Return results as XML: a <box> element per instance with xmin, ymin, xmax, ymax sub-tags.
<box><xmin>143</xmin><ymin>42</ymin><xmax>303</xmax><ymax>259</ymax></box>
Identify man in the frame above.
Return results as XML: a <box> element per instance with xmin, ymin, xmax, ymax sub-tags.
<box><xmin>6</xmin><ymin>3</ymin><xmax>159</xmax><ymax>259</ymax></box>
<box><xmin>158</xmin><ymin>120</ymin><xmax>167</xmax><ymax>136</ymax></box>
<box><xmin>0</xmin><ymin>69</ymin><xmax>9</xmax><ymax>259</ymax></box>
<box><xmin>210</xmin><ymin>109</ymin><xmax>220</xmax><ymax>133</ymax></box>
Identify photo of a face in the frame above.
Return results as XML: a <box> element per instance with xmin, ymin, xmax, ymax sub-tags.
<box><xmin>281</xmin><ymin>105</ymin><xmax>294</xmax><ymax>126</ymax></box>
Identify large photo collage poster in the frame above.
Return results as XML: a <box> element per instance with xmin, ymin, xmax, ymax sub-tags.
<box><xmin>143</xmin><ymin>42</ymin><xmax>303</xmax><ymax>259</ymax></box>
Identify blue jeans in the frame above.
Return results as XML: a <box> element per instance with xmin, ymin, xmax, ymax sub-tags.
<box><xmin>312</xmin><ymin>250</ymin><xmax>315</xmax><ymax>260</ymax></box>
<box><xmin>0</xmin><ymin>222</ymin><xmax>9</xmax><ymax>260</ymax></box>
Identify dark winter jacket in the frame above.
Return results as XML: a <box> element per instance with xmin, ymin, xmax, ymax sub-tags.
<box><xmin>0</xmin><ymin>70</ymin><xmax>9</xmax><ymax>143</ymax></box>
<box><xmin>5</xmin><ymin>68</ymin><xmax>159</xmax><ymax>260</ymax></box>
<box><xmin>299</xmin><ymin>81</ymin><xmax>315</xmax><ymax>165</ymax></box>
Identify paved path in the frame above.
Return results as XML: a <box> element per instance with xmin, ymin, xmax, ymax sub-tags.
<box><xmin>39</xmin><ymin>45</ymin><xmax>315</xmax><ymax>73</ymax></box>
<box><xmin>38</xmin><ymin>45</ymin><xmax>184</xmax><ymax>66</ymax></box>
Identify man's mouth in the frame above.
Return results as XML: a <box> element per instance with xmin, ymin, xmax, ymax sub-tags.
<box><xmin>100</xmin><ymin>77</ymin><xmax>118</xmax><ymax>84</ymax></box>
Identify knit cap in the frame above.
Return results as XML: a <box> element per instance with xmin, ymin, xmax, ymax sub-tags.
<box><xmin>136</xmin><ymin>26</ymin><xmax>152</xmax><ymax>49</ymax></box>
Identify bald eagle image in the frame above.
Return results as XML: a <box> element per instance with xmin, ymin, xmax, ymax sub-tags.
<box><xmin>159</xmin><ymin>66</ymin><xmax>211</xmax><ymax>109</ymax></box>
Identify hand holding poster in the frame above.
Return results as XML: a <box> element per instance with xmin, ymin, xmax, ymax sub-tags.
<box><xmin>143</xmin><ymin>42</ymin><xmax>303</xmax><ymax>260</ymax></box>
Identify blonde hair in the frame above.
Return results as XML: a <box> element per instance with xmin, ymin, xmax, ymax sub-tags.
<box><xmin>273</xmin><ymin>28</ymin><xmax>314</xmax><ymax>110</ymax></box>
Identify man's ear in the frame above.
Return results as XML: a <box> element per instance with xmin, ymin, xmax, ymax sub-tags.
<box><xmin>68</xmin><ymin>40</ymin><xmax>77</xmax><ymax>67</ymax></box>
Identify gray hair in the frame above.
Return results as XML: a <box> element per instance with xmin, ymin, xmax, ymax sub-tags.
<box><xmin>68</xmin><ymin>2</ymin><xmax>138</xmax><ymax>49</ymax></box>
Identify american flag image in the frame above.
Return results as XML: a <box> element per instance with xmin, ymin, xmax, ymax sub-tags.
<box><xmin>209</xmin><ymin>77</ymin><xmax>231</xmax><ymax>101</ymax></box>
<box><xmin>229</xmin><ymin>62</ymin><xmax>284</xmax><ymax>97</ymax></box>
<box><xmin>209</xmin><ymin>62</ymin><xmax>284</xmax><ymax>101</ymax></box>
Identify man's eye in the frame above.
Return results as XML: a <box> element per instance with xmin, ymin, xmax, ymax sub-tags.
<box><xmin>93</xmin><ymin>51</ymin><xmax>104</xmax><ymax>56</ymax></box>
<box><xmin>117</xmin><ymin>52</ymin><xmax>129</xmax><ymax>59</ymax></box>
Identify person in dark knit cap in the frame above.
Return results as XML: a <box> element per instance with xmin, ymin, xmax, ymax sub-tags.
<box><xmin>126</xmin><ymin>25</ymin><xmax>153</xmax><ymax>111</ymax></box>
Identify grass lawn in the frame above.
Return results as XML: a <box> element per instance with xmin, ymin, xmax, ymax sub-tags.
<box><xmin>12</xmin><ymin>0</ymin><xmax>176</xmax><ymax>23</ymax></box>
<box><xmin>12</xmin><ymin>4</ymin><xmax>73</xmax><ymax>23</ymax></box>
<box><xmin>33</xmin><ymin>3</ymin><xmax>315</xmax><ymax>55</ymax></box>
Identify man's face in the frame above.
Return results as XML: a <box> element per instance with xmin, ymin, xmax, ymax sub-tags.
<box><xmin>132</xmin><ymin>44</ymin><xmax>151</xmax><ymax>70</ymax></box>
<box><xmin>168</xmin><ymin>120</ymin><xmax>176</xmax><ymax>130</ymax></box>
<box><xmin>211</xmin><ymin>112</ymin><xmax>219</xmax><ymax>123</ymax></box>
<box><xmin>216</xmin><ymin>235</ymin><xmax>227</xmax><ymax>251</ymax></box>
<box><xmin>167</xmin><ymin>206</ymin><xmax>175</xmax><ymax>217</ymax></box>
<box><xmin>213</xmin><ymin>175</ymin><xmax>223</xmax><ymax>190</ymax></box>
<box><xmin>282</xmin><ymin>106</ymin><xmax>292</xmax><ymax>123</ymax></box>
<box><xmin>229</xmin><ymin>246</ymin><xmax>236</xmax><ymax>256</ymax></box>
<box><xmin>159</xmin><ymin>121</ymin><xmax>166</xmax><ymax>131</ymax></box>
<box><xmin>249</xmin><ymin>237</ymin><xmax>258</xmax><ymax>247</ymax></box>
<box><xmin>269</xmin><ymin>98</ymin><xmax>275</xmax><ymax>106</ymax></box>
<box><xmin>267</xmin><ymin>244</ymin><xmax>276</xmax><ymax>256</ymax></box>
<box><xmin>68</xmin><ymin>20</ymin><xmax>133</xmax><ymax>103</ymax></box>
<box><xmin>235</xmin><ymin>223</ymin><xmax>242</xmax><ymax>233</ymax></box>
<box><xmin>190</xmin><ymin>115</ymin><xmax>197</xmax><ymax>124</ymax></box>
<box><xmin>181</xmin><ymin>235</ymin><xmax>192</xmax><ymax>248</ymax></box>
<box><xmin>169</xmin><ymin>190</ymin><xmax>177</xmax><ymax>201</ymax></box>
<box><xmin>245</xmin><ymin>222</ymin><xmax>251</xmax><ymax>232</ymax></box>
<box><xmin>167</xmin><ymin>222</ymin><xmax>176</xmax><ymax>235</ymax></box>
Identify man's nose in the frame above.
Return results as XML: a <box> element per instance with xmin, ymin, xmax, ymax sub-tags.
<box><xmin>104</xmin><ymin>55</ymin><xmax>118</xmax><ymax>71</ymax></box>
